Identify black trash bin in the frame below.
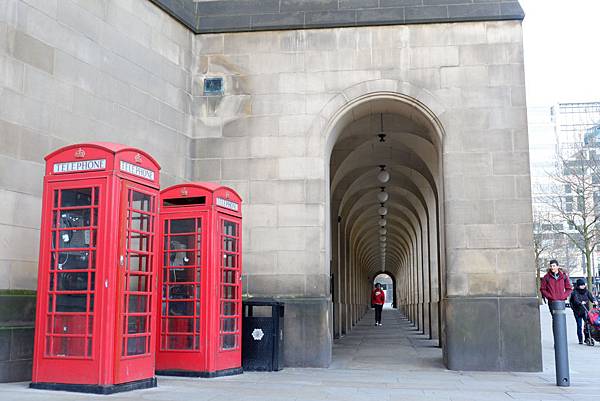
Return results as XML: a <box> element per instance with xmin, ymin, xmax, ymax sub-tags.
<box><xmin>242</xmin><ymin>300</ymin><xmax>284</xmax><ymax>371</ymax></box>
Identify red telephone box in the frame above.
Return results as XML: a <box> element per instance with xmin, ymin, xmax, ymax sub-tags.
<box><xmin>155</xmin><ymin>183</ymin><xmax>242</xmax><ymax>377</ymax></box>
<box><xmin>31</xmin><ymin>143</ymin><xmax>160</xmax><ymax>394</ymax></box>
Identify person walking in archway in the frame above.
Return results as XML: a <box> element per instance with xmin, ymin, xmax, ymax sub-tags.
<box><xmin>569</xmin><ymin>278</ymin><xmax>597</xmax><ymax>345</ymax></box>
<box><xmin>540</xmin><ymin>259</ymin><xmax>572</xmax><ymax>312</ymax></box>
<box><xmin>372</xmin><ymin>283</ymin><xmax>385</xmax><ymax>326</ymax></box>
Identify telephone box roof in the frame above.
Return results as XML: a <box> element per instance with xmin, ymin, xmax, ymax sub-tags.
<box><xmin>45</xmin><ymin>142</ymin><xmax>161</xmax><ymax>169</ymax></box>
<box><xmin>161</xmin><ymin>182</ymin><xmax>241</xmax><ymax>199</ymax></box>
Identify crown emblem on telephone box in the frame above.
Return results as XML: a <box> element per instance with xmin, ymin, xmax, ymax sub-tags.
<box><xmin>180</xmin><ymin>188</ymin><xmax>188</xmax><ymax>196</ymax></box>
<box><xmin>134</xmin><ymin>153</ymin><xmax>143</xmax><ymax>164</ymax></box>
<box><xmin>74</xmin><ymin>148</ymin><xmax>86</xmax><ymax>158</ymax></box>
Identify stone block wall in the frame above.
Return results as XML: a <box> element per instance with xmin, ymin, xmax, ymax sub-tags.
<box><xmin>0</xmin><ymin>0</ymin><xmax>194</xmax><ymax>290</ymax></box>
<box><xmin>189</xmin><ymin>19</ymin><xmax>539</xmax><ymax>369</ymax></box>
<box><xmin>0</xmin><ymin>0</ymin><xmax>193</xmax><ymax>381</ymax></box>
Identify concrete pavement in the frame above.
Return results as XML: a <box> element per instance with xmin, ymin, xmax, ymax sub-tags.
<box><xmin>1</xmin><ymin>306</ymin><xmax>598</xmax><ymax>401</ymax></box>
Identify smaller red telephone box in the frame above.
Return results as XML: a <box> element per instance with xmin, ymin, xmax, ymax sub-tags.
<box><xmin>156</xmin><ymin>183</ymin><xmax>242</xmax><ymax>377</ymax></box>
<box><xmin>31</xmin><ymin>143</ymin><xmax>160</xmax><ymax>394</ymax></box>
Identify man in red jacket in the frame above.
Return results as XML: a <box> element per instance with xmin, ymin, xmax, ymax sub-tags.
<box><xmin>540</xmin><ymin>259</ymin><xmax>573</xmax><ymax>310</ymax></box>
<box><xmin>371</xmin><ymin>283</ymin><xmax>385</xmax><ymax>326</ymax></box>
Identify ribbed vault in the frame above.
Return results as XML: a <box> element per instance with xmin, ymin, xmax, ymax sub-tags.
<box><xmin>328</xmin><ymin>96</ymin><xmax>444</xmax><ymax>343</ymax></box>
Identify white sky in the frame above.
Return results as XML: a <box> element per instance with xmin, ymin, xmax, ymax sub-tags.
<box><xmin>520</xmin><ymin>0</ymin><xmax>600</xmax><ymax>107</ymax></box>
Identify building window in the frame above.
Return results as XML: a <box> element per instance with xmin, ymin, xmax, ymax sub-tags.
<box><xmin>204</xmin><ymin>77</ymin><xmax>223</xmax><ymax>96</ymax></box>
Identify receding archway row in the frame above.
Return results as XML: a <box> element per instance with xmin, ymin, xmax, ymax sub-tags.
<box><xmin>328</xmin><ymin>95</ymin><xmax>444</xmax><ymax>344</ymax></box>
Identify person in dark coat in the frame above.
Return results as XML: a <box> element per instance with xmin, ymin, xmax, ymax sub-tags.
<box><xmin>540</xmin><ymin>259</ymin><xmax>573</xmax><ymax>312</ymax></box>
<box><xmin>569</xmin><ymin>278</ymin><xmax>598</xmax><ymax>344</ymax></box>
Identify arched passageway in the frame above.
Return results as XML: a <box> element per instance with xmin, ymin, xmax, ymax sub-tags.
<box><xmin>328</xmin><ymin>94</ymin><xmax>444</xmax><ymax>348</ymax></box>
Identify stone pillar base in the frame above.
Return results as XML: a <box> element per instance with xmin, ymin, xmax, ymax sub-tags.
<box><xmin>0</xmin><ymin>293</ymin><xmax>36</xmax><ymax>383</ymax></box>
<box><xmin>281</xmin><ymin>297</ymin><xmax>332</xmax><ymax>368</ymax></box>
<box><xmin>444</xmin><ymin>297</ymin><xmax>542</xmax><ymax>371</ymax></box>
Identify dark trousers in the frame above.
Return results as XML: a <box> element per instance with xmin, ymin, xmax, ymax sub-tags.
<box><xmin>374</xmin><ymin>304</ymin><xmax>383</xmax><ymax>324</ymax></box>
<box><xmin>574</xmin><ymin>313</ymin><xmax>590</xmax><ymax>343</ymax></box>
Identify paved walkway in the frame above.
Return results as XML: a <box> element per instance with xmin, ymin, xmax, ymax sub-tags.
<box><xmin>1</xmin><ymin>307</ymin><xmax>599</xmax><ymax>400</ymax></box>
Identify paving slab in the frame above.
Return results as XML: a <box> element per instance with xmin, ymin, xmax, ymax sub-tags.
<box><xmin>1</xmin><ymin>306</ymin><xmax>599</xmax><ymax>400</ymax></box>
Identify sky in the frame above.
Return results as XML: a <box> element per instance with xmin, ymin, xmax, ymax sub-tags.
<box><xmin>520</xmin><ymin>0</ymin><xmax>600</xmax><ymax>107</ymax></box>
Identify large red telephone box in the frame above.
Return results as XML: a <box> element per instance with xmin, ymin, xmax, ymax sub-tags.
<box><xmin>31</xmin><ymin>143</ymin><xmax>160</xmax><ymax>394</ymax></box>
<box><xmin>155</xmin><ymin>183</ymin><xmax>242</xmax><ymax>377</ymax></box>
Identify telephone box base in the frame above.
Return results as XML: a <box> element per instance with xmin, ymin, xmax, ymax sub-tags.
<box><xmin>29</xmin><ymin>377</ymin><xmax>157</xmax><ymax>395</ymax></box>
<box><xmin>156</xmin><ymin>367</ymin><xmax>242</xmax><ymax>378</ymax></box>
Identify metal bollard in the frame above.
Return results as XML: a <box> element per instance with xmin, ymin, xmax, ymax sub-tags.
<box><xmin>549</xmin><ymin>301</ymin><xmax>570</xmax><ymax>387</ymax></box>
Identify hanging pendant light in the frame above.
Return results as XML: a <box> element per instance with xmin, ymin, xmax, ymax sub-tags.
<box><xmin>377</xmin><ymin>187</ymin><xmax>389</xmax><ymax>203</ymax></box>
<box><xmin>377</xmin><ymin>165</ymin><xmax>390</xmax><ymax>184</ymax></box>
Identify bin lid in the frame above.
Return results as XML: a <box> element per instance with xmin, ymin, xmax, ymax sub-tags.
<box><xmin>242</xmin><ymin>298</ymin><xmax>285</xmax><ymax>306</ymax></box>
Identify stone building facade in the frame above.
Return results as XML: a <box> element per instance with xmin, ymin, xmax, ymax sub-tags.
<box><xmin>0</xmin><ymin>0</ymin><xmax>540</xmax><ymax>379</ymax></box>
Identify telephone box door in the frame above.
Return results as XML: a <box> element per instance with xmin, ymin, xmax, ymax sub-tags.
<box><xmin>114</xmin><ymin>180</ymin><xmax>158</xmax><ymax>383</ymax></box>
<box><xmin>36</xmin><ymin>179</ymin><xmax>105</xmax><ymax>383</ymax></box>
<box><xmin>216</xmin><ymin>216</ymin><xmax>242</xmax><ymax>369</ymax></box>
<box><xmin>157</xmin><ymin>212</ymin><xmax>208</xmax><ymax>370</ymax></box>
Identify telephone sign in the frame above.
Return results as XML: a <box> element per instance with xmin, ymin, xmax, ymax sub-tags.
<box><xmin>53</xmin><ymin>159</ymin><xmax>106</xmax><ymax>173</ymax></box>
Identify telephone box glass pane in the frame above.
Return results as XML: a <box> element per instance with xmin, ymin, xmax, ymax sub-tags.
<box><xmin>128</xmin><ymin>295</ymin><xmax>148</xmax><ymax>313</ymax></box>
<box><xmin>56</xmin><ymin>272</ymin><xmax>88</xmax><ymax>291</ymax></box>
<box><xmin>221</xmin><ymin>318</ymin><xmax>236</xmax><ymax>332</ymax></box>
<box><xmin>129</xmin><ymin>254</ymin><xmax>149</xmax><ymax>272</ymax></box>
<box><xmin>167</xmin><ymin>335</ymin><xmax>194</xmax><ymax>350</ymax></box>
<box><xmin>160</xmin><ymin>217</ymin><xmax>202</xmax><ymax>351</ymax></box>
<box><xmin>131</xmin><ymin>192</ymin><xmax>151</xmax><ymax>211</ymax></box>
<box><xmin>60</xmin><ymin>188</ymin><xmax>92</xmax><ymax>207</ymax></box>
<box><xmin>48</xmin><ymin>337</ymin><xmax>87</xmax><ymax>357</ymax></box>
<box><xmin>222</xmin><ymin>302</ymin><xmax>236</xmax><ymax>316</ymax></box>
<box><xmin>129</xmin><ymin>275</ymin><xmax>148</xmax><ymax>292</ymax></box>
<box><xmin>224</xmin><ymin>254</ymin><xmax>236</xmax><ymax>268</ymax></box>
<box><xmin>55</xmin><ymin>295</ymin><xmax>87</xmax><ymax>312</ymax></box>
<box><xmin>221</xmin><ymin>334</ymin><xmax>236</xmax><ymax>350</ymax></box>
<box><xmin>128</xmin><ymin>316</ymin><xmax>147</xmax><ymax>334</ymax></box>
<box><xmin>45</xmin><ymin>186</ymin><xmax>98</xmax><ymax>359</ymax></box>
<box><xmin>47</xmin><ymin>315</ymin><xmax>87</xmax><ymax>334</ymax></box>
<box><xmin>52</xmin><ymin>251</ymin><xmax>91</xmax><ymax>270</ymax></box>
<box><xmin>223</xmin><ymin>221</ymin><xmax>236</xmax><ymax>236</ymax></box>
<box><xmin>130</xmin><ymin>212</ymin><xmax>151</xmax><ymax>231</ymax></box>
<box><xmin>168</xmin><ymin>301</ymin><xmax>193</xmax><ymax>316</ymax></box>
<box><xmin>170</xmin><ymin>219</ymin><xmax>195</xmax><ymax>233</ymax></box>
<box><xmin>126</xmin><ymin>337</ymin><xmax>146</xmax><ymax>356</ymax></box>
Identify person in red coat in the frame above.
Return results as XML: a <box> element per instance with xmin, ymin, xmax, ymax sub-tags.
<box><xmin>371</xmin><ymin>283</ymin><xmax>385</xmax><ymax>326</ymax></box>
<box><xmin>540</xmin><ymin>259</ymin><xmax>573</xmax><ymax>311</ymax></box>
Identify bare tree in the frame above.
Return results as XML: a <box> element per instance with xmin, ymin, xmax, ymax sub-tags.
<box><xmin>542</xmin><ymin>142</ymin><xmax>600</xmax><ymax>289</ymax></box>
<box><xmin>532</xmin><ymin>212</ymin><xmax>551</xmax><ymax>303</ymax></box>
